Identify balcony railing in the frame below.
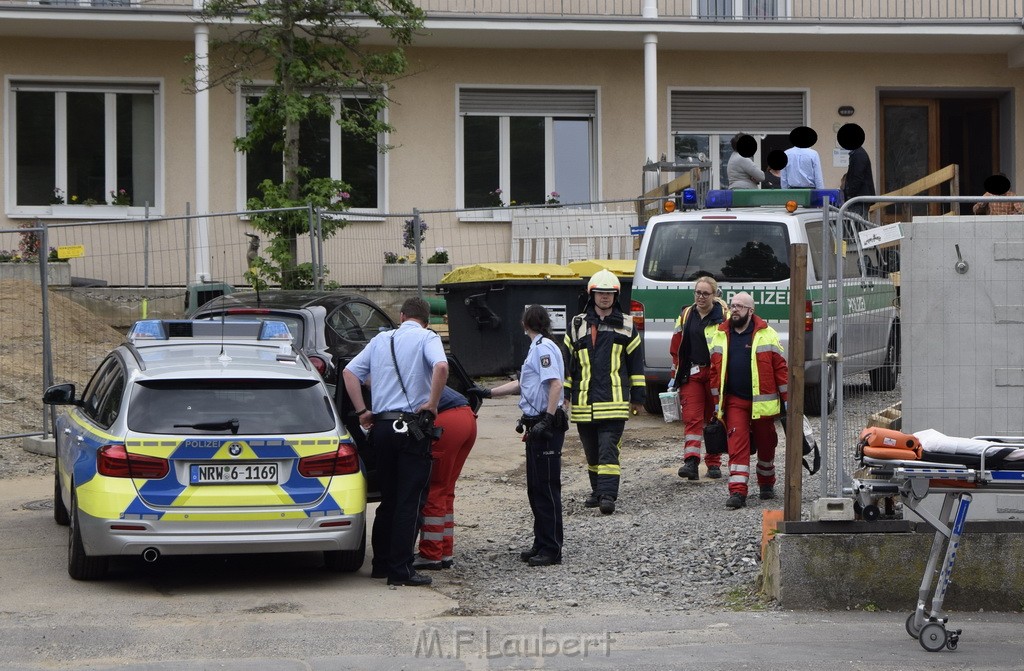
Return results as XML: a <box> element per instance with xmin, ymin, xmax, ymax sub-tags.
<box><xmin>1</xmin><ymin>0</ymin><xmax>1021</xmax><ymax>21</ymax></box>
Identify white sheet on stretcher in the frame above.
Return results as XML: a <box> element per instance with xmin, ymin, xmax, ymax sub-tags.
<box><xmin>913</xmin><ymin>429</ymin><xmax>1024</xmax><ymax>463</ymax></box>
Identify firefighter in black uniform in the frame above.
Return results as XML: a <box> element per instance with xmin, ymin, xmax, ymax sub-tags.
<box><xmin>564</xmin><ymin>270</ymin><xmax>645</xmax><ymax>515</ymax></box>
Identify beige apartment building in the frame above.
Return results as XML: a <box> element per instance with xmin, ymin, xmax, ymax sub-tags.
<box><xmin>1</xmin><ymin>1</ymin><xmax>1022</xmax><ymax>285</ymax></box>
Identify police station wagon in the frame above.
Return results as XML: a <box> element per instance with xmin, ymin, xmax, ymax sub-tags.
<box><xmin>44</xmin><ymin>319</ymin><xmax>366</xmax><ymax>580</ymax></box>
<box><xmin>632</xmin><ymin>189</ymin><xmax>900</xmax><ymax>416</ymax></box>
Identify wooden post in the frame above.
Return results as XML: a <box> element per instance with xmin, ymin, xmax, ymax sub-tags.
<box><xmin>784</xmin><ymin>244</ymin><xmax>808</xmax><ymax>522</ymax></box>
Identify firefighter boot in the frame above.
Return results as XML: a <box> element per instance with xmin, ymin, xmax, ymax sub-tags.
<box><xmin>584</xmin><ymin>493</ymin><xmax>600</xmax><ymax>508</ymax></box>
<box><xmin>599</xmin><ymin>495</ymin><xmax>616</xmax><ymax>515</ymax></box>
<box><xmin>677</xmin><ymin>457</ymin><xmax>699</xmax><ymax>481</ymax></box>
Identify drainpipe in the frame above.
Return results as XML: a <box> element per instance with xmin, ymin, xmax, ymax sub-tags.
<box><xmin>194</xmin><ymin>23</ymin><xmax>212</xmax><ymax>282</ymax></box>
<box><xmin>642</xmin><ymin>0</ymin><xmax>658</xmax><ymax>165</ymax></box>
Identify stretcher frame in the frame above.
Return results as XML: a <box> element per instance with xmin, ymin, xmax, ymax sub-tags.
<box><xmin>849</xmin><ymin>436</ymin><xmax>1024</xmax><ymax>653</ymax></box>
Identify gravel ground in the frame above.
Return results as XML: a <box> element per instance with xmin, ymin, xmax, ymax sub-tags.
<box><xmin>423</xmin><ymin>375</ymin><xmax>901</xmax><ymax>617</ymax></box>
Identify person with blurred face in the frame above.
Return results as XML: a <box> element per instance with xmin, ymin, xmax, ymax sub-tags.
<box><xmin>708</xmin><ymin>292</ymin><xmax>789</xmax><ymax>509</ymax></box>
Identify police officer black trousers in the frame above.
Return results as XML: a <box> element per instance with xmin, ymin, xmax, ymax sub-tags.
<box><xmin>525</xmin><ymin>429</ymin><xmax>564</xmax><ymax>559</ymax></box>
<box><xmin>370</xmin><ymin>421</ymin><xmax>432</xmax><ymax>581</ymax></box>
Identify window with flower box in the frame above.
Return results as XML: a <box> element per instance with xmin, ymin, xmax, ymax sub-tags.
<box><xmin>458</xmin><ymin>88</ymin><xmax>596</xmax><ymax>211</ymax></box>
<box><xmin>6</xmin><ymin>80</ymin><xmax>159</xmax><ymax>215</ymax></box>
<box><xmin>241</xmin><ymin>90</ymin><xmax>383</xmax><ymax>211</ymax></box>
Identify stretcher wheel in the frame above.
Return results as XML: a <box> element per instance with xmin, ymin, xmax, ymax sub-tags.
<box><xmin>919</xmin><ymin>622</ymin><xmax>947</xmax><ymax>652</ymax></box>
<box><xmin>862</xmin><ymin>504</ymin><xmax>881</xmax><ymax>522</ymax></box>
<box><xmin>905</xmin><ymin>613</ymin><xmax>921</xmax><ymax>639</ymax></box>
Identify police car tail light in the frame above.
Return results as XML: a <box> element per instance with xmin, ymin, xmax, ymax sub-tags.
<box><xmin>298</xmin><ymin>444</ymin><xmax>359</xmax><ymax>477</ymax></box>
<box><xmin>97</xmin><ymin>445</ymin><xmax>169</xmax><ymax>479</ymax></box>
<box><xmin>630</xmin><ymin>299</ymin><xmax>644</xmax><ymax>332</ymax></box>
<box><xmin>804</xmin><ymin>300</ymin><xmax>814</xmax><ymax>332</ymax></box>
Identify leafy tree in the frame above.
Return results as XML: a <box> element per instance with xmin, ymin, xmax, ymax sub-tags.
<box><xmin>195</xmin><ymin>0</ymin><xmax>424</xmax><ymax>288</ymax></box>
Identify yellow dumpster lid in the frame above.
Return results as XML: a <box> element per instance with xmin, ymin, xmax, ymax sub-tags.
<box><xmin>567</xmin><ymin>259</ymin><xmax>636</xmax><ymax>278</ymax></box>
<box><xmin>440</xmin><ymin>263</ymin><xmax>579</xmax><ymax>284</ymax></box>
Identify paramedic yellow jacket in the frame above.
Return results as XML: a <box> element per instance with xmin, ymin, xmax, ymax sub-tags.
<box><xmin>668</xmin><ymin>298</ymin><xmax>729</xmax><ymax>385</ymax></box>
<box><xmin>564</xmin><ymin>305</ymin><xmax>646</xmax><ymax>422</ymax></box>
<box><xmin>708</xmin><ymin>314</ymin><xmax>788</xmax><ymax>420</ymax></box>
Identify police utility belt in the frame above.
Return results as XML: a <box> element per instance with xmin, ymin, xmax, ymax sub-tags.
<box><xmin>515</xmin><ymin>407</ymin><xmax>570</xmax><ymax>434</ymax></box>
<box><xmin>374</xmin><ymin>411</ymin><xmax>442</xmax><ymax>441</ymax></box>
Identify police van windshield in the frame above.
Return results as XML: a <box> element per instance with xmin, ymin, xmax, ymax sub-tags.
<box><xmin>643</xmin><ymin>220</ymin><xmax>790</xmax><ymax>283</ymax></box>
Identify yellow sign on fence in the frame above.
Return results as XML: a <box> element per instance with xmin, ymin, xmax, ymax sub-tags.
<box><xmin>56</xmin><ymin>245</ymin><xmax>85</xmax><ymax>259</ymax></box>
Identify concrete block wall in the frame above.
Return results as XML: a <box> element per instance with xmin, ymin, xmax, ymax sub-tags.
<box><xmin>902</xmin><ymin>217</ymin><xmax>1024</xmax><ymax>436</ymax></box>
<box><xmin>763</xmin><ymin>526</ymin><xmax>1024</xmax><ymax>610</ymax></box>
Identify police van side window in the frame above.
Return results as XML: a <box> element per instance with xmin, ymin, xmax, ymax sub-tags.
<box><xmin>806</xmin><ymin>221</ymin><xmax>861</xmax><ymax>280</ymax></box>
<box><xmin>643</xmin><ymin>221</ymin><xmax>790</xmax><ymax>282</ymax></box>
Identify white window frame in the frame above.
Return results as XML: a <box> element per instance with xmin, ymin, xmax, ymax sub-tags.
<box><xmin>4</xmin><ymin>76</ymin><xmax>164</xmax><ymax>219</ymax></box>
<box><xmin>455</xmin><ymin>85</ymin><xmax>600</xmax><ymax>221</ymax></box>
<box><xmin>690</xmin><ymin>0</ymin><xmax>790</xmax><ymax>19</ymax></box>
<box><xmin>235</xmin><ymin>86</ymin><xmax>388</xmax><ymax>216</ymax></box>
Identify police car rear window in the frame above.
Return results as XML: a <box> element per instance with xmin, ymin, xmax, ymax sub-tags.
<box><xmin>127</xmin><ymin>379</ymin><xmax>335</xmax><ymax>434</ymax></box>
<box><xmin>643</xmin><ymin>220</ymin><xmax>790</xmax><ymax>283</ymax></box>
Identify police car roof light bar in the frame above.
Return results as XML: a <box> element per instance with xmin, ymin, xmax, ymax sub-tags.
<box><xmin>127</xmin><ymin>319</ymin><xmax>292</xmax><ymax>343</ymax></box>
<box><xmin>705</xmin><ymin>189</ymin><xmax>841</xmax><ymax>210</ymax></box>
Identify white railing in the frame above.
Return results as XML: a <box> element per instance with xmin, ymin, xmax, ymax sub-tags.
<box><xmin>1</xmin><ymin>0</ymin><xmax>1021</xmax><ymax>20</ymax></box>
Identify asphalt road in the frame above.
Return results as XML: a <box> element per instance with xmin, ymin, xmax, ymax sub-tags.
<box><xmin>2</xmin><ymin>403</ymin><xmax>1023</xmax><ymax>670</ymax></box>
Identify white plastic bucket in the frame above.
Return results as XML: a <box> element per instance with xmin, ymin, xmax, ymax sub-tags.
<box><xmin>659</xmin><ymin>391</ymin><xmax>681</xmax><ymax>423</ymax></box>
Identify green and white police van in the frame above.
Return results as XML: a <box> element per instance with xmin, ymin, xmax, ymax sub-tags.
<box><xmin>631</xmin><ymin>189</ymin><xmax>899</xmax><ymax>416</ymax></box>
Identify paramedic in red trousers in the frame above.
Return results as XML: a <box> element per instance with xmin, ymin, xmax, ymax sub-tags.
<box><xmin>708</xmin><ymin>291</ymin><xmax>788</xmax><ymax>509</ymax></box>
<box><xmin>343</xmin><ymin>297</ymin><xmax>448</xmax><ymax>586</ymax></box>
<box><xmin>467</xmin><ymin>305</ymin><xmax>567</xmax><ymax>566</ymax></box>
<box><xmin>668</xmin><ymin>275</ymin><xmax>729</xmax><ymax>481</ymax></box>
<box><xmin>413</xmin><ymin>385</ymin><xmax>477</xmax><ymax>571</ymax></box>
<box><xmin>564</xmin><ymin>270</ymin><xmax>645</xmax><ymax>515</ymax></box>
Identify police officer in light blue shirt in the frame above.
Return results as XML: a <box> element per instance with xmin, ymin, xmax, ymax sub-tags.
<box><xmin>467</xmin><ymin>305</ymin><xmax>566</xmax><ymax>567</ymax></box>
<box><xmin>343</xmin><ymin>297</ymin><xmax>448</xmax><ymax>587</ymax></box>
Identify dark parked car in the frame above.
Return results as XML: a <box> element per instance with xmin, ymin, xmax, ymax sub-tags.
<box><xmin>192</xmin><ymin>290</ymin><xmax>397</xmax><ymax>384</ymax></box>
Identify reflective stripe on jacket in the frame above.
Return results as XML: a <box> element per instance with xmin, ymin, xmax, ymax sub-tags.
<box><xmin>564</xmin><ymin>309</ymin><xmax>645</xmax><ymax>422</ymax></box>
<box><xmin>708</xmin><ymin>314</ymin><xmax>789</xmax><ymax>420</ymax></box>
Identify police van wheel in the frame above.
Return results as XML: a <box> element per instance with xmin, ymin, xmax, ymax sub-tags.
<box><xmin>643</xmin><ymin>383</ymin><xmax>665</xmax><ymax>415</ymax></box>
<box><xmin>804</xmin><ymin>368</ymin><xmax>836</xmax><ymax>416</ymax></box>
<box><xmin>324</xmin><ymin>531</ymin><xmax>366</xmax><ymax>573</ymax></box>
<box><xmin>68</xmin><ymin>490</ymin><xmax>108</xmax><ymax>581</ymax></box>
<box><xmin>869</xmin><ymin>326</ymin><xmax>900</xmax><ymax>392</ymax></box>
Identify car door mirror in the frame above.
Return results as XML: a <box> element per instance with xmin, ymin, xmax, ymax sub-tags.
<box><xmin>43</xmin><ymin>383</ymin><xmax>78</xmax><ymax>406</ymax></box>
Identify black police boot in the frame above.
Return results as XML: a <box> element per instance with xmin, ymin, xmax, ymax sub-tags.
<box><xmin>527</xmin><ymin>553</ymin><xmax>562</xmax><ymax>567</ymax></box>
<box><xmin>519</xmin><ymin>546</ymin><xmax>540</xmax><ymax>562</ymax></box>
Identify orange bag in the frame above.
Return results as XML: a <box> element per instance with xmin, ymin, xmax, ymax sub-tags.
<box><xmin>859</xmin><ymin>427</ymin><xmax>922</xmax><ymax>460</ymax></box>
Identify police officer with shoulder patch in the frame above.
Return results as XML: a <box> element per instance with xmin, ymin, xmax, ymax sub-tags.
<box><xmin>468</xmin><ymin>305</ymin><xmax>567</xmax><ymax>566</ymax></box>
<box><xmin>343</xmin><ymin>297</ymin><xmax>448</xmax><ymax>586</ymax></box>
<box><xmin>563</xmin><ymin>270</ymin><xmax>645</xmax><ymax>515</ymax></box>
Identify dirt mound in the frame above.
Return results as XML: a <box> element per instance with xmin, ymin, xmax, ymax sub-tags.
<box><xmin>1</xmin><ymin>280</ymin><xmax>125</xmax><ymax>473</ymax></box>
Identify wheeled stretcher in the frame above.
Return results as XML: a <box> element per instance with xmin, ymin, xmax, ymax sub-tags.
<box><xmin>848</xmin><ymin>428</ymin><xmax>1024</xmax><ymax>652</ymax></box>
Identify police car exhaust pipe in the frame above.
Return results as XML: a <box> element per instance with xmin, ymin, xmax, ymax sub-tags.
<box><xmin>142</xmin><ymin>547</ymin><xmax>160</xmax><ymax>563</ymax></box>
